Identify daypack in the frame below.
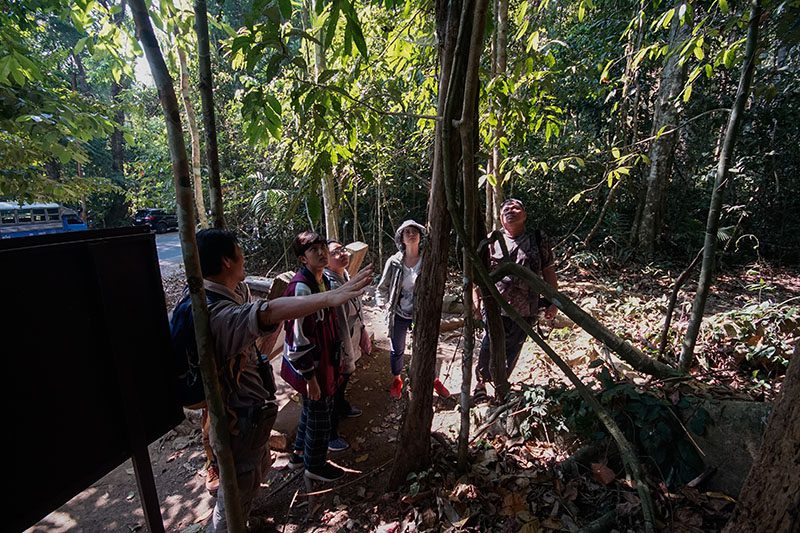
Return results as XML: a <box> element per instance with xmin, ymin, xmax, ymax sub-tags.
<box><xmin>169</xmin><ymin>289</ymin><xmax>230</xmax><ymax>408</ymax></box>
<box><xmin>170</xmin><ymin>288</ymin><xmax>278</xmax><ymax>408</ymax></box>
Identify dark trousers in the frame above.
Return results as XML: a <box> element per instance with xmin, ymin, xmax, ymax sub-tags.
<box><xmin>476</xmin><ymin>315</ymin><xmax>534</xmax><ymax>383</ymax></box>
<box><xmin>294</xmin><ymin>396</ymin><xmax>333</xmax><ymax>469</ymax></box>
<box><xmin>389</xmin><ymin>315</ymin><xmax>413</xmax><ymax>376</ymax></box>
<box><xmin>208</xmin><ymin>404</ymin><xmax>277</xmax><ymax>532</ymax></box>
<box><xmin>330</xmin><ymin>373</ymin><xmax>352</xmax><ymax>440</ymax></box>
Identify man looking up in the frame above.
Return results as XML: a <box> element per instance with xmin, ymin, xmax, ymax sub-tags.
<box><xmin>473</xmin><ymin>199</ymin><xmax>558</xmax><ymax>402</ymax></box>
<box><xmin>195</xmin><ymin>229</ymin><xmax>372</xmax><ymax>532</ymax></box>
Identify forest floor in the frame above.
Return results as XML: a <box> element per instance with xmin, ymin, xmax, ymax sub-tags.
<box><xmin>29</xmin><ymin>260</ymin><xmax>798</xmax><ymax>533</ymax></box>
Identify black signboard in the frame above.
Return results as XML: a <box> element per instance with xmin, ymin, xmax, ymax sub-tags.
<box><xmin>3</xmin><ymin>227</ymin><xmax>184</xmax><ymax>532</ymax></box>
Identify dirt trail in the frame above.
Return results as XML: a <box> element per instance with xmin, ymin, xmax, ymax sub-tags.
<box><xmin>27</xmin><ymin>301</ymin><xmax>474</xmax><ymax>532</ymax></box>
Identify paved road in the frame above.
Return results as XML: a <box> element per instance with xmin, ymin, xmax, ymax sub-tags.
<box><xmin>155</xmin><ymin>231</ymin><xmax>183</xmax><ymax>277</ymax></box>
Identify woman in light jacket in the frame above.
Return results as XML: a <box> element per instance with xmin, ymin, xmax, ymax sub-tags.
<box><xmin>376</xmin><ymin>219</ymin><xmax>450</xmax><ymax>399</ymax></box>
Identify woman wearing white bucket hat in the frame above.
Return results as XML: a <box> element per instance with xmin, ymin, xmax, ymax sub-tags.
<box><xmin>376</xmin><ymin>219</ymin><xmax>451</xmax><ymax>399</ymax></box>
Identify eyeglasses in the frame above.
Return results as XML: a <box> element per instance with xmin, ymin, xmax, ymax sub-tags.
<box><xmin>330</xmin><ymin>247</ymin><xmax>351</xmax><ymax>257</ymax></box>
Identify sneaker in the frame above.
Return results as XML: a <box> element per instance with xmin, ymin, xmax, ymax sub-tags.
<box><xmin>205</xmin><ymin>464</ymin><xmax>219</xmax><ymax>496</ymax></box>
<box><xmin>433</xmin><ymin>378</ymin><xmax>451</xmax><ymax>398</ymax></box>
<box><xmin>472</xmin><ymin>384</ymin><xmax>489</xmax><ymax>404</ymax></box>
<box><xmin>346</xmin><ymin>406</ymin><xmax>363</xmax><ymax>418</ymax></box>
<box><xmin>304</xmin><ymin>462</ymin><xmax>345</xmax><ymax>482</ymax></box>
<box><xmin>287</xmin><ymin>452</ymin><xmax>304</xmax><ymax>470</ymax></box>
<box><xmin>390</xmin><ymin>376</ymin><xmax>403</xmax><ymax>399</ymax></box>
<box><xmin>328</xmin><ymin>437</ymin><xmax>350</xmax><ymax>452</ymax></box>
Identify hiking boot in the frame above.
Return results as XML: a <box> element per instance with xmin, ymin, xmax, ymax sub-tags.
<box><xmin>390</xmin><ymin>376</ymin><xmax>403</xmax><ymax>399</ymax></box>
<box><xmin>328</xmin><ymin>437</ymin><xmax>350</xmax><ymax>452</ymax></box>
<box><xmin>433</xmin><ymin>378</ymin><xmax>451</xmax><ymax>398</ymax></box>
<box><xmin>287</xmin><ymin>452</ymin><xmax>304</xmax><ymax>471</ymax></box>
<box><xmin>346</xmin><ymin>405</ymin><xmax>363</xmax><ymax>418</ymax></box>
<box><xmin>304</xmin><ymin>462</ymin><xmax>345</xmax><ymax>482</ymax></box>
<box><xmin>205</xmin><ymin>464</ymin><xmax>219</xmax><ymax>496</ymax></box>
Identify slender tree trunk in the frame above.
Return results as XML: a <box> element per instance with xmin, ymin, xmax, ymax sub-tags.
<box><xmin>129</xmin><ymin>2</ymin><xmax>244</xmax><ymax>531</ymax></box>
<box><xmin>637</xmin><ymin>1</ymin><xmax>692</xmax><ymax>256</ymax></box>
<box><xmin>657</xmin><ymin>247</ymin><xmax>702</xmax><ymax>359</ymax></box>
<box><xmin>177</xmin><ymin>45</ymin><xmax>209</xmax><ymax>228</ymax></box>
<box><xmin>109</xmin><ymin>0</ymin><xmax>127</xmax><ymax>182</ymax></box>
<box><xmin>456</xmin><ymin>0</ymin><xmax>489</xmax><ymax>468</ymax></box>
<box><xmin>680</xmin><ymin>0</ymin><xmax>762</xmax><ymax>371</ymax></box>
<box><xmin>488</xmin><ymin>0</ymin><xmax>506</xmax><ymax>231</ymax></box>
<box><xmin>70</xmin><ymin>56</ymin><xmax>89</xmax><ymax>220</ymax></box>
<box><xmin>311</xmin><ymin>0</ymin><xmax>340</xmax><ymax>240</ymax></box>
<box><xmin>388</xmin><ymin>0</ymin><xmax>463</xmax><ymax>488</ymax></box>
<box><xmin>723</xmin><ymin>346</ymin><xmax>800</xmax><ymax>533</ymax></box>
<box><xmin>194</xmin><ymin>0</ymin><xmax>224</xmax><ymax>229</ymax></box>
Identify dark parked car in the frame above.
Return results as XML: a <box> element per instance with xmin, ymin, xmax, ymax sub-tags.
<box><xmin>133</xmin><ymin>209</ymin><xmax>178</xmax><ymax>233</ymax></box>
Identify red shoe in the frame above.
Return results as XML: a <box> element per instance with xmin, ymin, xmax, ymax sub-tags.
<box><xmin>205</xmin><ymin>464</ymin><xmax>219</xmax><ymax>497</ymax></box>
<box><xmin>390</xmin><ymin>376</ymin><xmax>403</xmax><ymax>399</ymax></box>
<box><xmin>433</xmin><ymin>378</ymin><xmax>451</xmax><ymax>398</ymax></box>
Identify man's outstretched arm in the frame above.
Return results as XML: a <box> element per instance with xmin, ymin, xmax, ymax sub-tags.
<box><xmin>257</xmin><ymin>265</ymin><xmax>373</xmax><ymax>326</ymax></box>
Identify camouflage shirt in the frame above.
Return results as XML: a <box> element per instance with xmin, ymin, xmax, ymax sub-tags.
<box><xmin>489</xmin><ymin>229</ymin><xmax>554</xmax><ymax>318</ymax></box>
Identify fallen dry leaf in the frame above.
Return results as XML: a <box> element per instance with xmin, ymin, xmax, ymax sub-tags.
<box><xmin>500</xmin><ymin>491</ymin><xmax>527</xmax><ymax>516</ymax></box>
<box><xmin>591</xmin><ymin>462</ymin><xmax>616</xmax><ymax>485</ymax></box>
<box><xmin>355</xmin><ymin>454</ymin><xmax>369</xmax><ymax>463</ymax></box>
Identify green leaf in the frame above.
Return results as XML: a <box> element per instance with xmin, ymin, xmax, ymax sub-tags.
<box><xmin>278</xmin><ymin>0</ymin><xmax>292</xmax><ymax>20</ymax></box>
<box><xmin>324</xmin><ymin>0</ymin><xmax>341</xmax><ymax>50</ymax></box>
<box><xmin>611</xmin><ymin>147</ymin><xmax>621</xmax><ymax>159</ymax></box>
<box><xmin>718</xmin><ymin>0</ymin><xmax>728</xmax><ymax>13</ymax></box>
<box><xmin>693</xmin><ymin>46</ymin><xmax>704</xmax><ymax>60</ymax></box>
<box><xmin>317</xmin><ymin>69</ymin><xmax>338</xmax><ymax>84</ymax></box>
<box><xmin>683</xmin><ymin>84</ymin><xmax>692</xmax><ymax>102</ymax></box>
<box><xmin>723</xmin><ymin>48</ymin><xmax>734</xmax><ymax>68</ymax></box>
<box><xmin>347</xmin><ymin>18</ymin><xmax>368</xmax><ymax>59</ymax></box>
<box><xmin>74</xmin><ymin>37</ymin><xmax>89</xmax><ymax>55</ymax></box>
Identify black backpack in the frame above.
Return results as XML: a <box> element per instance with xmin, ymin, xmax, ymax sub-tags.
<box><xmin>170</xmin><ymin>289</ymin><xmax>278</xmax><ymax>408</ymax></box>
<box><xmin>169</xmin><ymin>289</ymin><xmax>230</xmax><ymax>408</ymax></box>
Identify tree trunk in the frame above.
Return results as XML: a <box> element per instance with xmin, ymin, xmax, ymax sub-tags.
<box><xmin>724</xmin><ymin>346</ymin><xmax>800</xmax><ymax>532</ymax></box>
<box><xmin>109</xmin><ymin>0</ymin><xmax>127</xmax><ymax>177</ymax></box>
<box><xmin>636</xmin><ymin>1</ymin><xmax>692</xmax><ymax>256</ymax></box>
<box><xmin>388</xmin><ymin>0</ymin><xmax>463</xmax><ymax>488</ymax></box>
<box><xmin>110</xmin><ymin>78</ymin><xmax>126</xmax><ymax>177</ymax></box>
<box><xmin>194</xmin><ymin>0</ymin><xmax>225</xmax><ymax>229</ymax></box>
<box><xmin>487</xmin><ymin>0</ymin><xmax>506</xmax><ymax>231</ymax></box>
<box><xmin>456</xmin><ymin>0</ymin><xmax>489</xmax><ymax>469</ymax></box>
<box><xmin>177</xmin><ymin>45</ymin><xmax>209</xmax><ymax>228</ymax></box>
<box><xmin>129</xmin><ymin>1</ymin><xmax>244</xmax><ymax>531</ymax></box>
<box><xmin>309</xmin><ymin>0</ymin><xmax>340</xmax><ymax>239</ymax></box>
<box><xmin>680</xmin><ymin>0</ymin><xmax>762</xmax><ymax>371</ymax></box>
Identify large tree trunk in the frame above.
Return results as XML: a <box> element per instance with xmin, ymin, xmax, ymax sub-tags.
<box><xmin>388</xmin><ymin>0</ymin><xmax>463</xmax><ymax>488</ymax></box>
<box><xmin>194</xmin><ymin>0</ymin><xmax>225</xmax><ymax>229</ymax></box>
<box><xmin>129</xmin><ymin>1</ymin><xmax>244</xmax><ymax>530</ymax></box>
<box><xmin>724</xmin><ymin>347</ymin><xmax>800</xmax><ymax>532</ymax></box>
<box><xmin>177</xmin><ymin>45</ymin><xmax>209</xmax><ymax>228</ymax></box>
<box><xmin>680</xmin><ymin>0</ymin><xmax>762</xmax><ymax>370</ymax></box>
<box><xmin>636</xmin><ymin>1</ymin><xmax>692</xmax><ymax>255</ymax></box>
